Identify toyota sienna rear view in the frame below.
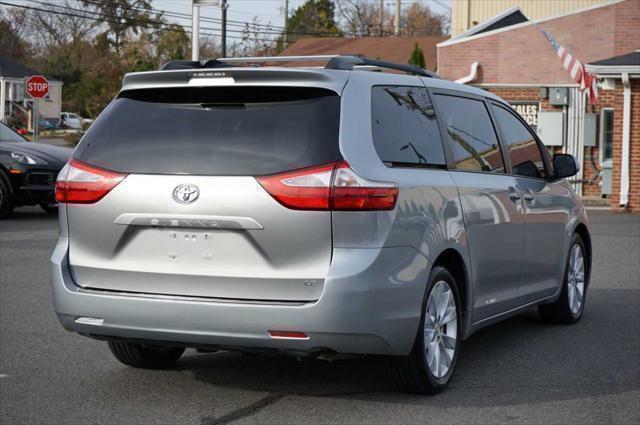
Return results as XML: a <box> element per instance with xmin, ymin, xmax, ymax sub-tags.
<box><xmin>51</xmin><ymin>56</ymin><xmax>591</xmax><ymax>394</ymax></box>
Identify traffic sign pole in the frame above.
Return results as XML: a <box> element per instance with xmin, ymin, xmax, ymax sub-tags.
<box><xmin>33</xmin><ymin>98</ymin><xmax>38</xmax><ymax>143</ymax></box>
<box><xmin>25</xmin><ymin>75</ymin><xmax>49</xmax><ymax>143</ymax></box>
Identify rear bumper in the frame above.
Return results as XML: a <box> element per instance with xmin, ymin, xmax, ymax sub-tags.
<box><xmin>51</xmin><ymin>237</ymin><xmax>429</xmax><ymax>355</ymax></box>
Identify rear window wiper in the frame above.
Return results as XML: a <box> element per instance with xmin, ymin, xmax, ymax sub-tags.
<box><xmin>383</xmin><ymin>161</ymin><xmax>446</xmax><ymax>169</ymax></box>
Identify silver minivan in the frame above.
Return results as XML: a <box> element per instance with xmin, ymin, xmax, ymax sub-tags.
<box><xmin>51</xmin><ymin>56</ymin><xmax>591</xmax><ymax>394</ymax></box>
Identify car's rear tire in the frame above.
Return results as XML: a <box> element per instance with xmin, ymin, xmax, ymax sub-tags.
<box><xmin>391</xmin><ymin>266</ymin><xmax>462</xmax><ymax>394</ymax></box>
<box><xmin>538</xmin><ymin>233</ymin><xmax>589</xmax><ymax>324</ymax></box>
<box><xmin>0</xmin><ymin>177</ymin><xmax>14</xmax><ymax>219</ymax></box>
<box><xmin>39</xmin><ymin>203</ymin><xmax>58</xmax><ymax>214</ymax></box>
<box><xmin>108</xmin><ymin>341</ymin><xmax>185</xmax><ymax>369</ymax></box>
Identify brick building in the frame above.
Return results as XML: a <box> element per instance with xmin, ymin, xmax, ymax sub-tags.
<box><xmin>438</xmin><ymin>0</ymin><xmax>640</xmax><ymax>211</ymax></box>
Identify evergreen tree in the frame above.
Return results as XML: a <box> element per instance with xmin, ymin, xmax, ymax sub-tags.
<box><xmin>277</xmin><ymin>0</ymin><xmax>342</xmax><ymax>52</ymax></box>
<box><xmin>408</xmin><ymin>43</ymin><xmax>426</xmax><ymax>68</ymax></box>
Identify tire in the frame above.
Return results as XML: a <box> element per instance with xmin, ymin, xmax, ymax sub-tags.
<box><xmin>538</xmin><ymin>233</ymin><xmax>589</xmax><ymax>324</ymax></box>
<box><xmin>391</xmin><ymin>266</ymin><xmax>462</xmax><ymax>394</ymax></box>
<box><xmin>39</xmin><ymin>203</ymin><xmax>58</xmax><ymax>214</ymax></box>
<box><xmin>108</xmin><ymin>341</ymin><xmax>185</xmax><ymax>369</ymax></box>
<box><xmin>0</xmin><ymin>177</ymin><xmax>14</xmax><ymax>219</ymax></box>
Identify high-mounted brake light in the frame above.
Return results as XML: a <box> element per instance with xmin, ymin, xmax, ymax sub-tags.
<box><xmin>257</xmin><ymin>161</ymin><xmax>398</xmax><ymax>211</ymax></box>
<box><xmin>55</xmin><ymin>159</ymin><xmax>126</xmax><ymax>204</ymax></box>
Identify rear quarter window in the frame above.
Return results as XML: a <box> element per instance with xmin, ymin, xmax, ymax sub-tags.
<box><xmin>74</xmin><ymin>86</ymin><xmax>341</xmax><ymax>176</ymax></box>
<box><xmin>371</xmin><ymin>85</ymin><xmax>446</xmax><ymax>168</ymax></box>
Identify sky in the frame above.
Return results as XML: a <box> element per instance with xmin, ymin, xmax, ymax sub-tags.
<box><xmin>152</xmin><ymin>0</ymin><xmax>452</xmax><ymax>39</ymax></box>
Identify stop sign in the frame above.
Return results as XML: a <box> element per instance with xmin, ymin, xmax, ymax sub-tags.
<box><xmin>25</xmin><ymin>75</ymin><xmax>49</xmax><ymax>99</ymax></box>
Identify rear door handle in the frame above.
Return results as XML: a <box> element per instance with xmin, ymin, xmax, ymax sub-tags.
<box><xmin>508</xmin><ymin>187</ymin><xmax>522</xmax><ymax>202</ymax></box>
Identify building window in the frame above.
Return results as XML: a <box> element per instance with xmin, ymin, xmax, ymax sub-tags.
<box><xmin>600</xmin><ymin>108</ymin><xmax>614</xmax><ymax>165</ymax></box>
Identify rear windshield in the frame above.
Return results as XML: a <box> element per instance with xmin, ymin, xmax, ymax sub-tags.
<box><xmin>74</xmin><ymin>86</ymin><xmax>341</xmax><ymax>175</ymax></box>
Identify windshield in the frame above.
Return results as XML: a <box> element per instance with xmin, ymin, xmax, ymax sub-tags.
<box><xmin>0</xmin><ymin>122</ymin><xmax>26</xmax><ymax>142</ymax></box>
<box><xmin>74</xmin><ymin>86</ymin><xmax>341</xmax><ymax>175</ymax></box>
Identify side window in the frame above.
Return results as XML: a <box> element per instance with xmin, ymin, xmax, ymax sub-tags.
<box><xmin>491</xmin><ymin>104</ymin><xmax>547</xmax><ymax>179</ymax></box>
<box><xmin>433</xmin><ymin>94</ymin><xmax>504</xmax><ymax>173</ymax></box>
<box><xmin>371</xmin><ymin>86</ymin><xmax>446</xmax><ymax>167</ymax></box>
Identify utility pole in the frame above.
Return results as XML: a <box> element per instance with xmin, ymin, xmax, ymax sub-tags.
<box><xmin>394</xmin><ymin>0</ymin><xmax>401</xmax><ymax>36</ymax></box>
<box><xmin>192</xmin><ymin>1</ymin><xmax>219</xmax><ymax>61</ymax></box>
<box><xmin>221</xmin><ymin>0</ymin><xmax>228</xmax><ymax>57</ymax></box>
<box><xmin>379</xmin><ymin>0</ymin><xmax>384</xmax><ymax>36</ymax></box>
<box><xmin>283</xmin><ymin>0</ymin><xmax>289</xmax><ymax>45</ymax></box>
<box><xmin>191</xmin><ymin>2</ymin><xmax>200</xmax><ymax>60</ymax></box>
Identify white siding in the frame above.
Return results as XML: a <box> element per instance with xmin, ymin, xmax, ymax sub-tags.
<box><xmin>451</xmin><ymin>0</ymin><xmax>618</xmax><ymax>36</ymax></box>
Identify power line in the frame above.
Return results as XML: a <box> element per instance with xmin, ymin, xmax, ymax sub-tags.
<box><xmin>21</xmin><ymin>0</ymin><xmax>293</xmax><ymax>39</ymax></box>
<box><xmin>82</xmin><ymin>0</ymin><xmax>341</xmax><ymax>37</ymax></box>
<box><xmin>0</xmin><ymin>1</ymin><xmax>282</xmax><ymax>43</ymax></box>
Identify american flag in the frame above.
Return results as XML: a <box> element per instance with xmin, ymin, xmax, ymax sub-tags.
<box><xmin>540</xmin><ymin>29</ymin><xmax>598</xmax><ymax>105</ymax></box>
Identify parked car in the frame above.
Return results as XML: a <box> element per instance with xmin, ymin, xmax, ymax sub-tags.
<box><xmin>60</xmin><ymin>112</ymin><xmax>82</xmax><ymax>129</ymax></box>
<box><xmin>0</xmin><ymin>121</ymin><xmax>73</xmax><ymax>218</ymax></box>
<box><xmin>39</xmin><ymin>118</ymin><xmax>57</xmax><ymax>131</ymax></box>
<box><xmin>51</xmin><ymin>56</ymin><xmax>591</xmax><ymax>394</ymax></box>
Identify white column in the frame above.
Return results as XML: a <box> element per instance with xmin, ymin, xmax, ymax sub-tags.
<box><xmin>394</xmin><ymin>0</ymin><xmax>401</xmax><ymax>36</ymax></box>
<box><xmin>619</xmin><ymin>73</ymin><xmax>631</xmax><ymax>207</ymax></box>
<box><xmin>192</xmin><ymin>3</ymin><xmax>200</xmax><ymax>61</ymax></box>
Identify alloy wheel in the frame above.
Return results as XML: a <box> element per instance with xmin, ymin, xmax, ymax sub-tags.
<box><xmin>424</xmin><ymin>280</ymin><xmax>457</xmax><ymax>378</ymax></box>
<box><xmin>567</xmin><ymin>244</ymin><xmax>585</xmax><ymax>314</ymax></box>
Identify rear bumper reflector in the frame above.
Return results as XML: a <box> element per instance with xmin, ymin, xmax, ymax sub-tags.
<box><xmin>268</xmin><ymin>330</ymin><xmax>309</xmax><ymax>340</ymax></box>
<box><xmin>75</xmin><ymin>317</ymin><xmax>104</xmax><ymax>326</ymax></box>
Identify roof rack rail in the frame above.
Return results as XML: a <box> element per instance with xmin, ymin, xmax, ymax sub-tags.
<box><xmin>160</xmin><ymin>55</ymin><xmax>440</xmax><ymax>78</ymax></box>
<box><xmin>325</xmin><ymin>56</ymin><xmax>439</xmax><ymax>78</ymax></box>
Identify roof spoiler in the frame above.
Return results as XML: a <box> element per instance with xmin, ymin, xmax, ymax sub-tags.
<box><xmin>160</xmin><ymin>55</ymin><xmax>441</xmax><ymax>79</ymax></box>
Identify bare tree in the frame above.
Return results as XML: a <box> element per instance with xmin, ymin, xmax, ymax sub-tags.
<box><xmin>0</xmin><ymin>7</ymin><xmax>33</xmax><ymax>61</ymax></box>
<box><xmin>240</xmin><ymin>17</ymin><xmax>277</xmax><ymax>57</ymax></box>
<box><xmin>80</xmin><ymin>0</ymin><xmax>157</xmax><ymax>53</ymax></box>
<box><xmin>337</xmin><ymin>0</ymin><xmax>448</xmax><ymax>37</ymax></box>
<box><xmin>402</xmin><ymin>2</ymin><xmax>447</xmax><ymax>36</ymax></box>
<box><xmin>27</xmin><ymin>1</ymin><xmax>101</xmax><ymax>53</ymax></box>
<box><xmin>336</xmin><ymin>0</ymin><xmax>384</xmax><ymax>37</ymax></box>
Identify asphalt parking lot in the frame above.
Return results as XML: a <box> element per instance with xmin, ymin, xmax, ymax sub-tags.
<box><xmin>1</xmin><ymin>208</ymin><xmax>638</xmax><ymax>424</ymax></box>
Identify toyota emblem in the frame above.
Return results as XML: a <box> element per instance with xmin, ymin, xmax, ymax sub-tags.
<box><xmin>172</xmin><ymin>184</ymin><xmax>199</xmax><ymax>204</ymax></box>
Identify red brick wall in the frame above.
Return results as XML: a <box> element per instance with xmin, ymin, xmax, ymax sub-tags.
<box><xmin>438</xmin><ymin>0</ymin><xmax>640</xmax><ymax>84</ymax></box>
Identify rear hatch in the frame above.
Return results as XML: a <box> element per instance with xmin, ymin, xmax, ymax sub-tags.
<box><xmin>65</xmin><ymin>85</ymin><xmax>341</xmax><ymax>302</ymax></box>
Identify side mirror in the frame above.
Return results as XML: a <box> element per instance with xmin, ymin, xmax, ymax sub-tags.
<box><xmin>553</xmin><ymin>153</ymin><xmax>579</xmax><ymax>179</ymax></box>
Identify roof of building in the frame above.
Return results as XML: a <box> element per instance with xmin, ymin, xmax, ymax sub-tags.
<box><xmin>437</xmin><ymin>0</ymin><xmax>638</xmax><ymax>85</ymax></box>
<box><xmin>279</xmin><ymin>36</ymin><xmax>448</xmax><ymax>71</ymax></box>
<box><xmin>589</xmin><ymin>50</ymin><xmax>640</xmax><ymax>66</ymax></box>
<box><xmin>439</xmin><ymin>0</ymin><xmax>626</xmax><ymax>48</ymax></box>
<box><xmin>453</xmin><ymin>7</ymin><xmax>529</xmax><ymax>40</ymax></box>
<box><xmin>0</xmin><ymin>57</ymin><xmax>57</xmax><ymax>80</ymax></box>
<box><xmin>586</xmin><ymin>50</ymin><xmax>640</xmax><ymax>76</ymax></box>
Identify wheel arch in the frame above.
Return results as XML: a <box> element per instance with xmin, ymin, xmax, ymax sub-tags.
<box><xmin>574</xmin><ymin>222</ymin><xmax>592</xmax><ymax>283</ymax></box>
<box><xmin>0</xmin><ymin>165</ymin><xmax>14</xmax><ymax>195</ymax></box>
<box><xmin>431</xmin><ymin>248</ymin><xmax>471</xmax><ymax>336</ymax></box>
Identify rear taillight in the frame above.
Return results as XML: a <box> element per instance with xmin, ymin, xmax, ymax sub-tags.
<box><xmin>55</xmin><ymin>159</ymin><xmax>126</xmax><ymax>204</ymax></box>
<box><xmin>257</xmin><ymin>161</ymin><xmax>398</xmax><ymax>211</ymax></box>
